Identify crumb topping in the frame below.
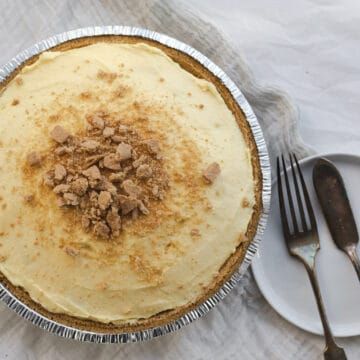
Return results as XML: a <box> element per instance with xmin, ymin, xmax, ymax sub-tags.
<box><xmin>190</xmin><ymin>228</ymin><xmax>201</xmax><ymax>237</ymax></box>
<box><xmin>202</xmin><ymin>162</ymin><xmax>221</xmax><ymax>184</ymax></box>
<box><xmin>15</xmin><ymin>77</ymin><xmax>23</xmax><ymax>86</ymax></box>
<box><xmin>50</xmin><ymin>125</ymin><xmax>70</xmax><ymax>144</ymax></box>
<box><xmin>242</xmin><ymin>198</ymin><xmax>250</xmax><ymax>208</ymax></box>
<box><xmin>27</xmin><ymin>151</ymin><xmax>42</xmax><ymax>167</ymax></box>
<box><xmin>23</xmin><ymin>194</ymin><xmax>35</xmax><ymax>203</ymax></box>
<box><xmin>33</xmin><ymin>113</ymin><xmax>169</xmax><ymax>240</ymax></box>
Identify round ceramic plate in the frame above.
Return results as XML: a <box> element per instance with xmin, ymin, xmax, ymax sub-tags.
<box><xmin>252</xmin><ymin>153</ymin><xmax>360</xmax><ymax>337</ymax></box>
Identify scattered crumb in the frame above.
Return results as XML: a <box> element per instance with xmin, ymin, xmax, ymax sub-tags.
<box><xmin>112</xmin><ymin>85</ymin><xmax>127</xmax><ymax>99</ymax></box>
<box><xmin>102</xmin><ymin>127</ymin><xmax>115</xmax><ymax>138</ymax></box>
<box><xmin>65</xmin><ymin>247</ymin><xmax>79</xmax><ymax>257</ymax></box>
<box><xmin>190</xmin><ymin>228</ymin><xmax>201</xmax><ymax>237</ymax></box>
<box><xmin>26</xmin><ymin>151</ymin><xmax>42</xmax><ymax>167</ymax></box>
<box><xmin>136</xmin><ymin>164</ymin><xmax>152</xmax><ymax>179</ymax></box>
<box><xmin>79</xmin><ymin>91</ymin><xmax>92</xmax><ymax>100</ymax></box>
<box><xmin>97</xmin><ymin>70</ymin><xmax>117</xmax><ymax>83</ymax></box>
<box><xmin>15</xmin><ymin>77</ymin><xmax>23</xmax><ymax>86</ymax></box>
<box><xmin>50</xmin><ymin>125</ymin><xmax>70</xmax><ymax>144</ymax></box>
<box><xmin>24</xmin><ymin>194</ymin><xmax>34</xmax><ymax>203</ymax></box>
<box><xmin>54</xmin><ymin>164</ymin><xmax>67</xmax><ymax>181</ymax></box>
<box><xmin>202</xmin><ymin>162</ymin><xmax>221</xmax><ymax>184</ymax></box>
<box><xmin>87</xmin><ymin>113</ymin><xmax>105</xmax><ymax>130</ymax></box>
<box><xmin>48</xmin><ymin>114</ymin><xmax>60</xmax><ymax>123</ymax></box>
<box><xmin>242</xmin><ymin>198</ymin><xmax>250</xmax><ymax>208</ymax></box>
<box><xmin>96</xmin><ymin>281</ymin><xmax>108</xmax><ymax>291</ymax></box>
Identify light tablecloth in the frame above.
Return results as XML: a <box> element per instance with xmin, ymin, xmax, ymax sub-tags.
<box><xmin>0</xmin><ymin>0</ymin><xmax>359</xmax><ymax>359</ymax></box>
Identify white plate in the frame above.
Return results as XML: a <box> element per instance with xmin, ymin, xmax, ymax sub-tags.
<box><xmin>252</xmin><ymin>153</ymin><xmax>360</xmax><ymax>337</ymax></box>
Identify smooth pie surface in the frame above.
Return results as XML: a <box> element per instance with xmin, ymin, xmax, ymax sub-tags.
<box><xmin>0</xmin><ymin>42</ymin><xmax>256</xmax><ymax>323</ymax></box>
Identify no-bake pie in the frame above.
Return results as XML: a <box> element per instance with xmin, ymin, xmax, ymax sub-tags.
<box><xmin>0</xmin><ymin>36</ymin><xmax>262</xmax><ymax>332</ymax></box>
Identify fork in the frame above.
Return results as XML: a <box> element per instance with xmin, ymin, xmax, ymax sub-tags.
<box><xmin>277</xmin><ymin>154</ymin><xmax>347</xmax><ymax>360</ymax></box>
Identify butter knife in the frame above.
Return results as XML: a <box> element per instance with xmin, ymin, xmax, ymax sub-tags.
<box><xmin>313</xmin><ymin>158</ymin><xmax>360</xmax><ymax>281</ymax></box>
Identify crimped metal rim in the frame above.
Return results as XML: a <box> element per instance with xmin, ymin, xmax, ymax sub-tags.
<box><xmin>0</xmin><ymin>26</ymin><xmax>271</xmax><ymax>343</ymax></box>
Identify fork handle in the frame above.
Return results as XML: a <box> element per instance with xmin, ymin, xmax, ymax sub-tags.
<box><xmin>305</xmin><ymin>266</ymin><xmax>347</xmax><ymax>360</ymax></box>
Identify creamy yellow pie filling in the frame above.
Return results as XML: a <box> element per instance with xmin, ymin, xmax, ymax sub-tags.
<box><xmin>0</xmin><ymin>42</ymin><xmax>255</xmax><ymax>323</ymax></box>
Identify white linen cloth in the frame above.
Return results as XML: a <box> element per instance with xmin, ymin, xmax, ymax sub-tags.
<box><xmin>0</xmin><ymin>0</ymin><xmax>359</xmax><ymax>359</ymax></box>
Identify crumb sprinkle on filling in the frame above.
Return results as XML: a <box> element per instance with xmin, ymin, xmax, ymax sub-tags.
<box><xmin>28</xmin><ymin>112</ymin><xmax>170</xmax><ymax>240</ymax></box>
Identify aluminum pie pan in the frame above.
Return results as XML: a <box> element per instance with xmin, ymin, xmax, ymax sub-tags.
<box><xmin>0</xmin><ymin>26</ymin><xmax>271</xmax><ymax>343</ymax></box>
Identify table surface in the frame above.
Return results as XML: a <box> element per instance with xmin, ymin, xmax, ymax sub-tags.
<box><xmin>1</xmin><ymin>0</ymin><xmax>360</xmax><ymax>359</ymax></box>
<box><xmin>182</xmin><ymin>0</ymin><xmax>360</xmax><ymax>157</ymax></box>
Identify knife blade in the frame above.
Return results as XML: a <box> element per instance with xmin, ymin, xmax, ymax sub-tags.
<box><xmin>313</xmin><ymin>157</ymin><xmax>360</xmax><ymax>281</ymax></box>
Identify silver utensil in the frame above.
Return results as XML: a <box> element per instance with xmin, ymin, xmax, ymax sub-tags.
<box><xmin>313</xmin><ymin>158</ymin><xmax>360</xmax><ymax>281</ymax></box>
<box><xmin>277</xmin><ymin>154</ymin><xmax>346</xmax><ymax>360</ymax></box>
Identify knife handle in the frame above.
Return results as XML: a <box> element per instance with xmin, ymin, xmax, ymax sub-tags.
<box><xmin>313</xmin><ymin>158</ymin><xmax>360</xmax><ymax>282</ymax></box>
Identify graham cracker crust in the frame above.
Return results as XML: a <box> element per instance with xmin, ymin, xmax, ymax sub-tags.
<box><xmin>0</xmin><ymin>35</ymin><xmax>263</xmax><ymax>334</ymax></box>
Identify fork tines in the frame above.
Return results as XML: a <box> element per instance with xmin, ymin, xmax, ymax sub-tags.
<box><xmin>277</xmin><ymin>154</ymin><xmax>317</xmax><ymax>237</ymax></box>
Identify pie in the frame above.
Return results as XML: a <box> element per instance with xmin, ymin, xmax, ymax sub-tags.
<box><xmin>0</xmin><ymin>36</ymin><xmax>262</xmax><ymax>333</ymax></box>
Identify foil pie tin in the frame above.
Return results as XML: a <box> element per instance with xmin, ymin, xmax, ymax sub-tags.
<box><xmin>0</xmin><ymin>26</ymin><xmax>271</xmax><ymax>343</ymax></box>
